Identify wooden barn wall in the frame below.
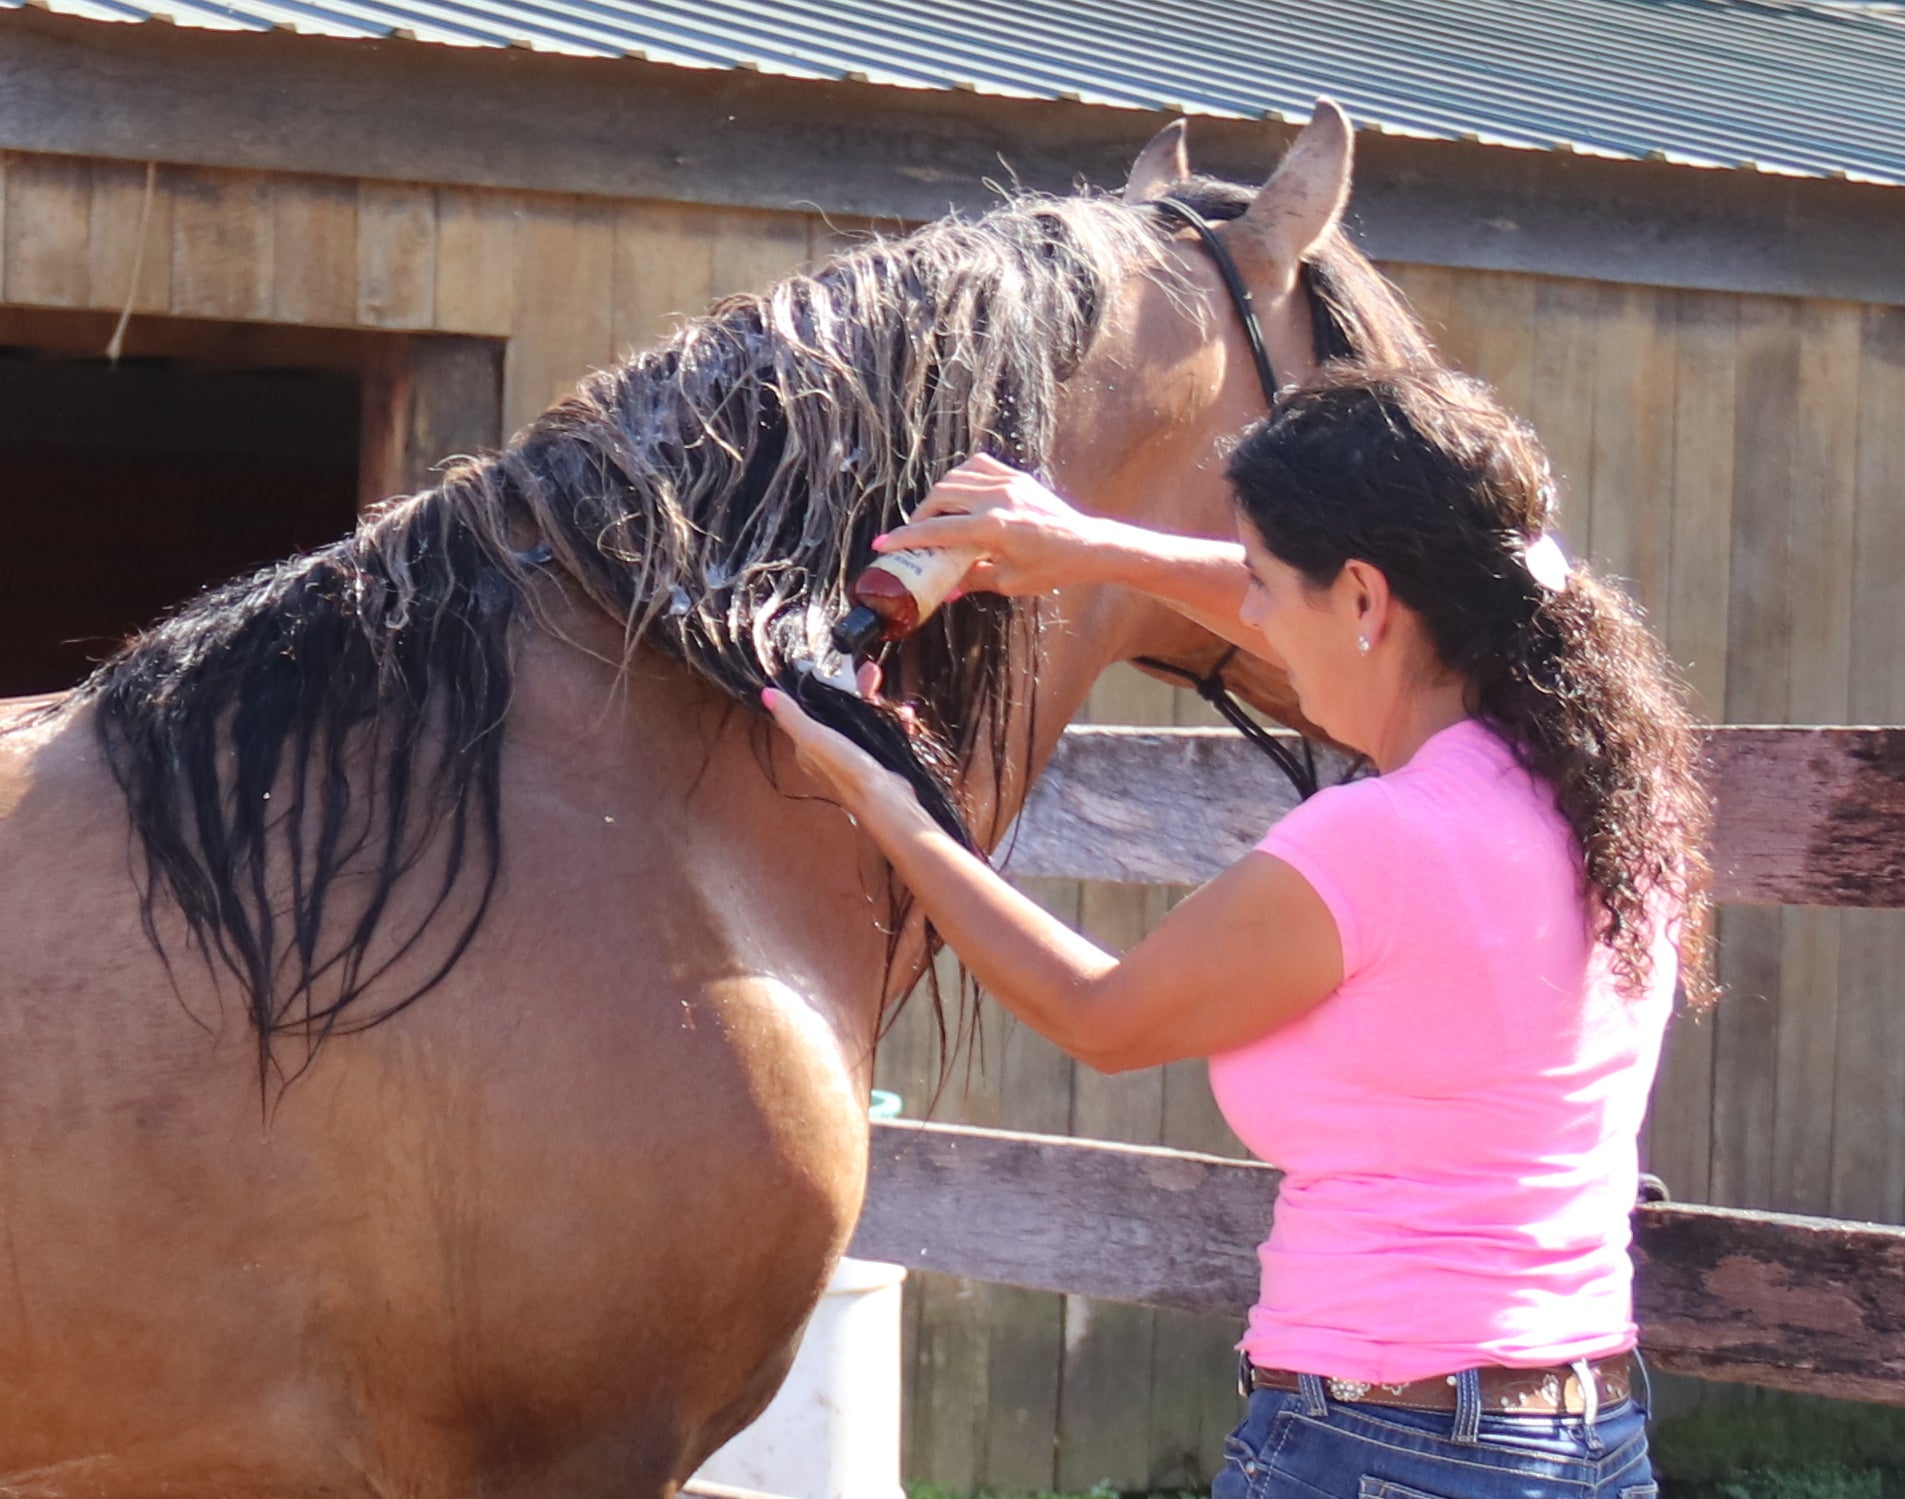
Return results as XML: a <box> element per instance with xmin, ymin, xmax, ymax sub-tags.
<box><xmin>4</xmin><ymin>147</ymin><xmax>1904</xmax><ymax>1492</ymax></box>
<box><xmin>0</xmin><ymin>152</ymin><xmax>850</xmax><ymax>443</ymax></box>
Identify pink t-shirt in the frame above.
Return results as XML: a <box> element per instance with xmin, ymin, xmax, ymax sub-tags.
<box><xmin>1208</xmin><ymin>717</ymin><xmax>1674</xmax><ymax>1384</ymax></box>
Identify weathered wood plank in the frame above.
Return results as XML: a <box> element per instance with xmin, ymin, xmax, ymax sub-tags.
<box><xmin>359</xmin><ymin>334</ymin><xmax>505</xmax><ymax>507</ymax></box>
<box><xmin>611</xmin><ymin>200</ymin><xmax>715</xmax><ymax>359</ymax></box>
<box><xmin>3</xmin><ymin>152</ymin><xmax>90</xmax><ymax>307</ymax></box>
<box><xmin>980</xmin><ymin>883</ymin><xmax>1076</xmax><ymax>1491</ymax></box>
<box><xmin>503</xmin><ymin>192</ymin><xmax>614</xmax><ymax>438</ymax></box>
<box><xmin>1057</xmin><ymin>663</ymin><xmax>1176</xmax><ymax>1490</ymax></box>
<box><xmin>1644</xmin><ymin>289</ymin><xmax>1738</xmax><ymax>1203</ymax></box>
<box><xmin>271</xmin><ymin>173</ymin><xmax>357</xmax><ymax>326</ymax></box>
<box><xmin>1527</xmin><ymin>277</ymin><xmax>1604</xmax><ymax>558</ymax></box>
<box><xmin>356</xmin><ymin>180</ymin><xmax>436</xmax><ymax>330</ymax></box>
<box><xmin>1768</xmin><ymin>302</ymin><xmax>1862</xmax><ymax>1215</ymax></box>
<box><xmin>1709</xmin><ymin>296</ymin><xmax>1801</xmax><ymax>1213</ymax></box>
<box><xmin>999</xmin><ymin>725</ymin><xmax>1905</xmax><ymax>909</ymax></box>
<box><xmin>851</xmin><ymin>1121</ymin><xmax>1278</xmax><ymax>1317</ymax></box>
<box><xmin>1832</xmin><ymin>305</ymin><xmax>1905</xmax><ymax>1226</ymax></box>
<box><xmin>169</xmin><ymin>166</ymin><xmax>273</xmax><ymax>320</ymax></box>
<box><xmin>852</xmin><ymin>1121</ymin><xmax>1905</xmax><ymax>1406</ymax></box>
<box><xmin>1586</xmin><ymin>283</ymin><xmax>1673</xmax><ymax>611</ymax></box>
<box><xmin>707</xmin><ymin>204</ymin><xmax>812</xmax><ymax>302</ymax></box>
<box><xmin>1632</xmin><ymin>1201</ymin><xmax>1905</xmax><ymax>1406</ymax></box>
<box><xmin>434</xmin><ymin>186</ymin><xmax>517</xmax><ymax>337</ymax></box>
<box><xmin>87</xmin><ymin>158</ymin><xmax>172</xmax><ymax>317</ymax></box>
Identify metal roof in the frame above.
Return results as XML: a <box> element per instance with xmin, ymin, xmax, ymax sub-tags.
<box><xmin>8</xmin><ymin>0</ymin><xmax>1904</xmax><ymax>186</ymax></box>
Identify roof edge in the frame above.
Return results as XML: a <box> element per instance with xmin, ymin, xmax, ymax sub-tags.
<box><xmin>3</xmin><ymin>7</ymin><xmax>1902</xmax><ymax>306</ymax></box>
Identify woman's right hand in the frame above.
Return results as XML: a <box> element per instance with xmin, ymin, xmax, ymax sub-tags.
<box><xmin>875</xmin><ymin>454</ymin><xmax>1118</xmax><ymax>598</ymax></box>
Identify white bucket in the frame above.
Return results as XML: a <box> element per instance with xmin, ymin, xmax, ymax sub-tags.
<box><xmin>691</xmin><ymin>1094</ymin><xmax>907</xmax><ymax>1499</ymax></box>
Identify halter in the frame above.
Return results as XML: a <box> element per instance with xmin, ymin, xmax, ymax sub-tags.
<box><xmin>1152</xmin><ymin>196</ymin><xmax>1284</xmax><ymax>409</ymax></box>
<box><xmin>1132</xmin><ymin>196</ymin><xmax>1322</xmax><ymax>799</ymax></box>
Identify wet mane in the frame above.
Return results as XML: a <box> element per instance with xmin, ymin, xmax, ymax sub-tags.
<box><xmin>78</xmin><ymin>181</ymin><xmax>1430</xmax><ymax>1083</ymax></box>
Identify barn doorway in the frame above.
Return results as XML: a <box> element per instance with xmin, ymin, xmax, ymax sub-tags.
<box><xmin>0</xmin><ymin>310</ymin><xmax>503</xmax><ymax>699</ymax></box>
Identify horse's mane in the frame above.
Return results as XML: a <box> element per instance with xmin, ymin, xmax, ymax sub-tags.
<box><xmin>76</xmin><ymin>178</ymin><xmax>1431</xmax><ymax>1087</ymax></box>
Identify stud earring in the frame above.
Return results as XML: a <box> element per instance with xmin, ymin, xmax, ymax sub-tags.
<box><xmin>1357</xmin><ymin>635</ymin><xmax>1371</xmax><ymax>655</ymax></box>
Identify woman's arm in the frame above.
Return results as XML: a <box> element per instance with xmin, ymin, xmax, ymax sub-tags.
<box><xmin>878</xmin><ymin>456</ymin><xmax>1275</xmax><ymax>662</ymax></box>
<box><xmin>763</xmin><ymin>687</ymin><xmax>1342</xmax><ymax>1072</ymax></box>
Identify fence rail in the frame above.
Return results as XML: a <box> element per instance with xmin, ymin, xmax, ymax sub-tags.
<box><xmin>999</xmin><ymin>724</ymin><xmax>1905</xmax><ymax>907</ymax></box>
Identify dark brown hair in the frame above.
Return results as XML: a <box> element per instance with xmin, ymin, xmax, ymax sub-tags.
<box><xmin>1228</xmin><ymin>365</ymin><xmax>1715</xmax><ymax>1009</ymax></box>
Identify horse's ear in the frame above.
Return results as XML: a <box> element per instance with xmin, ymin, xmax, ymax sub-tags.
<box><xmin>1123</xmin><ymin>119</ymin><xmax>1191</xmax><ymax>204</ymax></box>
<box><xmin>1234</xmin><ymin>99</ymin><xmax>1354</xmax><ymax>296</ymax></box>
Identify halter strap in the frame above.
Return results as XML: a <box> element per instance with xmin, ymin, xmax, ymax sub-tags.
<box><xmin>1128</xmin><ymin>647</ymin><xmax>1322</xmax><ymax>800</ymax></box>
<box><xmin>1136</xmin><ymin>199</ymin><xmax>1329</xmax><ymax>799</ymax></box>
<box><xmin>1152</xmin><ymin>196</ymin><xmax>1283</xmax><ymax>409</ymax></box>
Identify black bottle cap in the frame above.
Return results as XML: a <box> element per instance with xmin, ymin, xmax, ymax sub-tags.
<box><xmin>831</xmin><ymin>605</ymin><xmax>885</xmax><ymax>657</ymax></box>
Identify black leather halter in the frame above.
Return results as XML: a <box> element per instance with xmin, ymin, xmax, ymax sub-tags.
<box><xmin>1152</xmin><ymin>196</ymin><xmax>1284</xmax><ymax>409</ymax></box>
<box><xmin>1132</xmin><ymin>195</ymin><xmax>1323</xmax><ymax>800</ymax></box>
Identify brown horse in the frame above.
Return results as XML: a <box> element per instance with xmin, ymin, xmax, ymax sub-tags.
<box><xmin>0</xmin><ymin>107</ymin><xmax>1431</xmax><ymax>1498</ymax></box>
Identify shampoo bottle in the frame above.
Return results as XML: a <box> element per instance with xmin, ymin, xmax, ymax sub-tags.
<box><xmin>832</xmin><ymin>544</ymin><xmax>980</xmax><ymax>656</ymax></box>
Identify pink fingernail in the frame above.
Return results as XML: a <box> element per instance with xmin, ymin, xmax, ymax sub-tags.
<box><xmin>945</xmin><ymin>587</ymin><xmax>966</xmax><ymax>602</ymax></box>
<box><xmin>870</xmin><ymin>533</ymin><xmax>890</xmax><ymax>551</ymax></box>
<box><xmin>761</xmin><ymin>687</ymin><xmax>780</xmax><ymax>708</ymax></box>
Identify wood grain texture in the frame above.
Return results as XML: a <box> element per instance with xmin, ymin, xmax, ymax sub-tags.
<box><xmin>169</xmin><ymin>166</ymin><xmax>273</xmax><ymax>320</ymax></box>
<box><xmin>850</xmin><ymin>1122</ymin><xmax>1277</xmax><ymax>1318</ymax></box>
<box><xmin>611</xmin><ymin>199</ymin><xmax>715</xmax><ymax>358</ymax></box>
<box><xmin>1633</xmin><ymin>1201</ymin><xmax>1905</xmax><ymax>1405</ymax></box>
<box><xmin>1832</xmin><ymin>305</ymin><xmax>1905</xmax><ymax>1226</ymax></box>
<box><xmin>1586</xmin><ymin>283</ymin><xmax>1674</xmax><ymax>608</ymax></box>
<box><xmin>88</xmin><ymin>158</ymin><xmax>172</xmax><ymax>317</ymax></box>
<box><xmin>433</xmin><ymin>186</ymin><xmax>517</xmax><ymax>337</ymax></box>
<box><xmin>853</xmin><ymin>1122</ymin><xmax>1905</xmax><ymax>1405</ymax></box>
<box><xmin>358</xmin><ymin>334</ymin><xmax>504</xmax><ymax>507</ymax></box>
<box><xmin>4</xmin><ymin>152</ymin><xmax>90</xmax><ymax>307</ymax></box>
<box><xmin>1000</xmin><ymin>725</ymin><xmax>1905</xmax><ymax>908</ymax></box>
<box><xmin>271</xmin><ymin>173</ymin><xmax>357</xmax><ymax>326</ymax></box>
<box><xmin>503</xmin><ymin>192</ymin><xmax>614</xmax><ymax>438</ymax></box>
<box><xmin>356</xmin><ymin>180</ymin><xmax>436</xmax><ymax>329</ymax></box>
<box><xmin>1527</xmin><ymin>277</ymin><xmax>1605</xmax><ymax>558</ymax></box>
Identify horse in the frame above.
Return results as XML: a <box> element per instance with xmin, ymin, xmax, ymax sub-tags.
<box><xmin>0</xmin><ymin>104</ymin><xmax>1435</xmax><ymax>1498</ymax></box>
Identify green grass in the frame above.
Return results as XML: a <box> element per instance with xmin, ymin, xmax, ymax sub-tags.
<box><xmin>908</xmin><ymin>1395</ymin><xmax>1905</xmax><ymax>1499</ymax></box>
<box><xmin>1650</xmin><ymin>1394</ymin><xmax>1905</xmax><ymax>1499</ymax></box>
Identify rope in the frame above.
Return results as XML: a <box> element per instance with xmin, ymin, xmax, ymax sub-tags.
<box><xmin>1131</xmin><ymin>647</ymin><xmax>1322</xmax><ymax>801</ymax></box>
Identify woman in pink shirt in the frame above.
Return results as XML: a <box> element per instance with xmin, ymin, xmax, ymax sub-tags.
<box><xmin>764</xmin><ymin>365</ymin><xmax>1712</xmax><ymax>1498</ymax></box>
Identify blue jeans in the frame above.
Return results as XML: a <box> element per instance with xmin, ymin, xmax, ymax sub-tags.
<box><xmin>1212</xmin><ymin>1367</ymin><xmax>1655</xmax><ymax>1499</ymax></box>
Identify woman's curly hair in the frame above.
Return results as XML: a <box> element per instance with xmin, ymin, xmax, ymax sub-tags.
<box><xmin>1229</xmin><ymin>365</ymin><xmax>1716</xmax><ymax>1009</ymax></box>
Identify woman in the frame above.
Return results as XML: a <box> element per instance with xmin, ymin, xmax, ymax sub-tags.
<box><xmin>763</xmin><ymin>364</ymin><xmax>1711</xmax><ymax>1497</ymax></box>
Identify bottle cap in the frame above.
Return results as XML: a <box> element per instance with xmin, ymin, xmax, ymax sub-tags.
<box><xmin>831</xmin><ymin>605</ymin><xmax>885</xmax><ymax>656</ymax></box>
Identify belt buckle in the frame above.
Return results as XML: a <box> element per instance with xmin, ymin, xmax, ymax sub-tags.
<box><xmin>1237</xmin><ymin>1350</ymin><xmax>1253</xmax><ymax>1399</ymax></box>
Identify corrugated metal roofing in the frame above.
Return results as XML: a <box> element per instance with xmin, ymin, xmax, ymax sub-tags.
<box><xmin>7</xmin><ymin>0</ymin><xmax>1904</xmax><ymax>186</ymax></box>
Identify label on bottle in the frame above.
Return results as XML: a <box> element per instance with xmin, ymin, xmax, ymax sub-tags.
<box><xmin>860</xmin><ymin>546</ymin><xmax>980</xmax><ymax>616</ymax></box>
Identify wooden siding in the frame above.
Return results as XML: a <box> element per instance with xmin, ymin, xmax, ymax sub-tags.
<box><xmin>0</xmin><ymin>153</ymin><xmax>846</xmax><ymax>445</ymax></box>
<box><xmin>5</xmin><ymin>145</ymin><xmax>1904</xmax><ymax>1489</ymax></box>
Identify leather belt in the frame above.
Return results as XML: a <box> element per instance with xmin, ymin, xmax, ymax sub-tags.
<box><xmin>1243</xmin><ymin>1354</ymin><xmax>1634</xmax><ymax>1415</ymax></box>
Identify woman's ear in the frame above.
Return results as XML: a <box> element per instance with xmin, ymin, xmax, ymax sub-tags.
<box><xmin>1342</xmin><ymin>558</ymin><xmax>1392</xmax><ymax>643</ymax></box>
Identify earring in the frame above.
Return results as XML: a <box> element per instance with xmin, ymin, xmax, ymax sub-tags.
<box><xmin>1357</xmin><ymin>635</ymin><xmax>1371</xmax><ymax>655</ymax></box>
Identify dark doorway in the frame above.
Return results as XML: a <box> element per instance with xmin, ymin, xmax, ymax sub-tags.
<box><xmin>0</xmin><ymin>350</ymin><xmax>361</xmax><ymax>697</ymax></box>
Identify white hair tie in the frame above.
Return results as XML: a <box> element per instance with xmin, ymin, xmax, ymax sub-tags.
<box><xmin>1518</xmin><ymin>532</ymin><xmax>1571</xmax><ymax>593</ymax></box>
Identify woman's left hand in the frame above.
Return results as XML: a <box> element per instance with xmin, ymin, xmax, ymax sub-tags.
<box><xmin>760</xmin><ymin>684</ymin><xmax>917</xmax><ymax>825</ymax></box>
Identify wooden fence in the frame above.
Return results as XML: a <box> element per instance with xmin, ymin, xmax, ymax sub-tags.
<box><xmin>851</xmin><ymin>723</ymin><xmax>1905</xmax><ymax>1428</ymax></box>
